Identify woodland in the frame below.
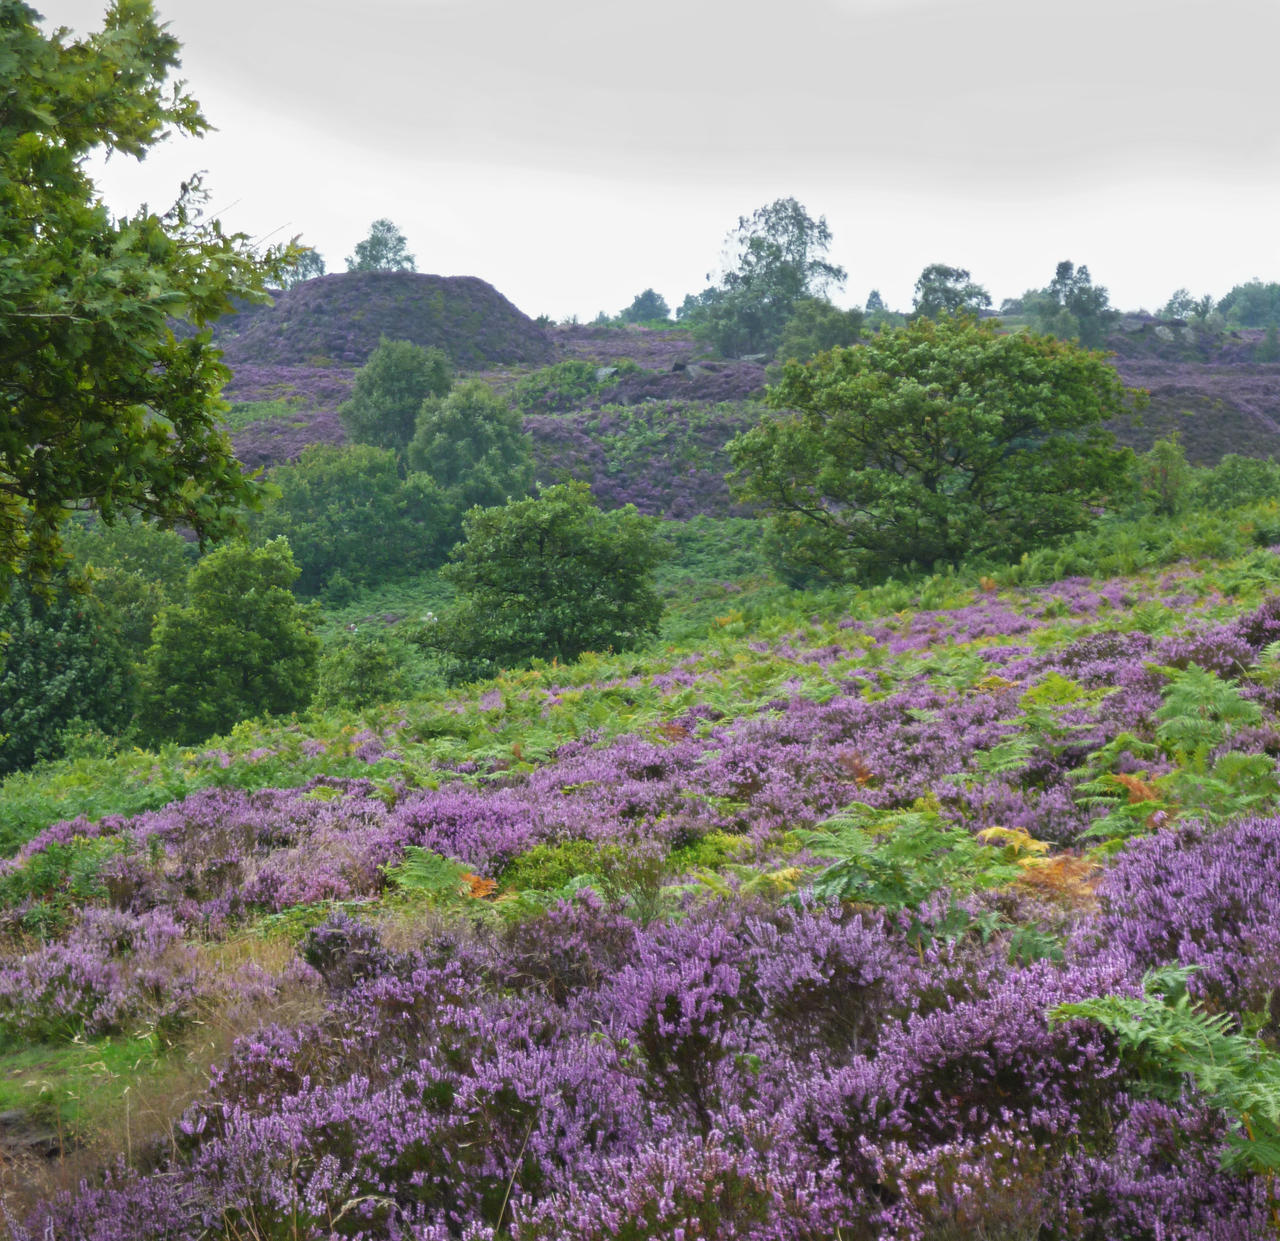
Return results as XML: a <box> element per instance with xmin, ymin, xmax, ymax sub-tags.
<box><xmin>11</xmin><ymin>3</ymin><xmax>1280</xmax><ymax>1239</ymax></box>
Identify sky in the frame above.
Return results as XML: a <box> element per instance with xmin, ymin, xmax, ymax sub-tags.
<box><xmin>40</xmin><ymin>0</ymin><xmax>1280</xmax><ymax>323</ymax></box>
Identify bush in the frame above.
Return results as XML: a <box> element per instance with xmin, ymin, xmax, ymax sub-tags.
<box><xmin>427</xmin><ymin>482</ymin><xmax>667</xmax><ymax>678</ymax></box>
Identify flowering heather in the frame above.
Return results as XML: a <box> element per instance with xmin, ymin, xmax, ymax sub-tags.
<box><xmin>11</xmin><ymin>559</ymin><xmax>1280</xmax><ymax>1235</ymax></box>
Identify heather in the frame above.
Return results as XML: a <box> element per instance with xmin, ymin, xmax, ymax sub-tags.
<box><xmin>8</xmin><ymin>536</ymin><xmax>1280</xmax><ymax>1235</ymax></box>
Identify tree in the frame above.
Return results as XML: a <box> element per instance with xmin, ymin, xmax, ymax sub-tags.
<box><xmin>278</xmin><ymin>247</ymin><xmax>326</xmax><ymax>289</ymax></box>
<box><xmin>61</xmin><ymin>517</ymin><xmax>194</xmax><ymax>657</ymax></box>
<box><xmin>0</xmin><ymin>0</ymin><xmax>296</xmax><ymax>588</ymax></box>
<box><xmin>1217</xmin><ymin>280</ymin><xmax>1280</xmax><ymax>328</ymax></box>
<box><xmin>315</xmin><ymin>631</ymin><xmax>411</xmax><ymax>711</ymax></box>
<box><xmin>911</xmin><ymin>264</ymin><xmax>992</xmax><ymax>320</ymax></box>
<box><xmin>427</xmin><ymin>483</ymin><xmax>666</xmax><ymax>677</ymax></box>
<box><xmin>1024</xmin><ymin>261</ymin><xmax>1115</xmax><ymax>347</ymax></box>
<box><xmin>346</xmin><ymin>219</ymin><xmax>416</xmax><ymax>273</ymax></box>
<box><xmin>682</xmin><ymin>198</ymin><xmax>846</xmax><ymax>357</ymax></box>
<box><xmin>1135</xmin><ymin>433</ymin><xmax>1194</xmax><ymax>516</ymax></box>
<box><xmin>0</xmin><ymin>578</ymin><xmax>133</xmax><ymax>774</ymax></box>
<box><xmin>728</xmin><ymin>316</ymin><xmax>1137</xmax><ymax>581</ymax></box>
<box><xmin>138</xmin><ymin>539</ymin><xmax>319</xmax><ymax>745</ymax></box>
<box><xmin>338</xmin><ymin>337</ymin><xmax>452</xmax><ymax>453</ymax></box>
<box><xmin>865</xmin><ymin>291</ymin><xmax>886</xmax><ymax>313</ymax></box>
<box><xmin>406</xmin><ymin>380</ymin><xmax>534</xmax><ymax>549</ymax></box>
<box><xmin>255</xmin><ymin>444</ymin><xmax>447</xmax><ymax>595</ymax></box>
<box><xmin>775</xmin><ymin>297</ymin><xmax>863</xmax><ymax>363</ymax></box>
<box><xmin>1160</xmin><ymin>288</ymin><xmax>1213</xmax><ymax>321</ymax></box>
<box><xmin>619</xmin><ymin>289</ymin><xmax>671</xmax><ymax>323</ymax></box>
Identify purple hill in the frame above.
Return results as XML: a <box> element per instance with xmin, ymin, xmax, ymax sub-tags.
<box><xmin>212</xmin><ymin>271</ymin><xmax>553</xmax><ymax>370</ymax></box>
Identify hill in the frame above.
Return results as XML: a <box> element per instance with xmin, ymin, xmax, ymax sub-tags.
<box><xmin>1105</xmin><ymin>319</ymin><xmax>1280</xmax><ymax>462</ymax></box>
<box><xmin>213</xmin><ymin>271</ymin><xmax>554</xmax><ymax>370</ymax></box>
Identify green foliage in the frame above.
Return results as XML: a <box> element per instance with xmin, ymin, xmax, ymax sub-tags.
<box><xmin>0</xmin><ymin>0</ymin><xmax>297</xmax><ymax>586</ymax></box>
<box><xmin>774</xmin><ymin>297</ymin><xmax>863</xmax><ymax>363</ymax></box>
<box><xmin>911</xmin><ymin>265</ymin><xmax>992</xmax><ymax>319</ymax></box>
<box><xmin>382</xmin><ymin>846</ymin><xmax>474</xmax><ymax>904</ymax></box>
<box><xmin>729</xmin><ymin>315</ymin><xmax>1138</xmax><ymax>581</ymax></box>
<box><xmin>61</xmin><ymin>518</ymin><xmax>194</xmax><ymax>657</ymax></box>
<box><xmin>1217</xmin><ymin>280</ymin><xmax>1280</xmax><ymax>328</ymax></box>
<box><xmin>619</xmin><ymin>289</ymin><xmax>670</xmax><ymax>323</ymax></box>
<box><xmin>315</xmin><ymin>630</ymin><xmax>411</xmax><ymax>711</ymax></box>
<box><xmin>500</xmin><ymin>839</ymin><xmax>605</xmax><ymax>892</ymax></box>
<box><xmin>1053</xmin><ymin>967</ymin><xmax>1280</xmax><ymax>1178</ymax></box>
<box><xmin>1160</xmin><ymin>288</ymin><xmax>1214</xmax><ymax>321</ymax></box>
<box><xmin>338</xmin><ymin>337</ymin><xmax>452</xmax><ymax>453</ymax></box>
<box><xmin>427</xmin><ymin>483</ymin><xmax>667</xmax><ymax>678</ymax></box>
<box><xmin>1187</xmin><ymin>452</ymin><xmax>1280</xmax><ymax>509</ymax></box>
<box><xmin>1076</xmin><ymin>664</ymin><xmax>1277</xmax><ymax>842</ymax></box>
<box><xmin>509</xmin><ymin>359</ymin><xmax>637</xmax><ymax>415</ymax></box>
<box><xmin>1022</xmin><ymin>260</ymin><xmax>1116</xmax><ymax>348</ymax></box>
<box><xmin>1135</xmin><ymin>433</ymin><xmax>1195</xmax><ymax>517</ymax></box>
<box><xmin>407</xmin><ymin>379</ymin><xmax>535</xmax><ymax>546</ymax></box>
<box><xmin>345</xmin><ymin>218</ymin><xmax>415</xmax><ymax>273</ymax></box>
<box><xmin>0</xmin><ymin>579</ymin><xmax>133</xmax><ymax>775</ymax></box>
<box><xmin>277</xmin><ymin>246</ymin><xmax>326</xmax><ymax>289</ymax></box>
<box><xmin>221</xmin><ymin>397</ymin><xmax>304</xmax><ymax>433</ymax></box>
<box><xmin>138</xmin><ymin>539</ymin><xmax>319</xmax><ymax>745</ymax></box>
<box><xmin>683</xmin><ymin>198</ymin><xmax>846</xmax><ymax>357</ymax></box>
<box><xmin>256</xmin><ymin>443</ymin><xmax>446</xmax><ymax>595</ymax></box>
<box><xmin>799</xmin><ymin>802</ymin><xmax>1033</xmax><ymax>913</ymax></box>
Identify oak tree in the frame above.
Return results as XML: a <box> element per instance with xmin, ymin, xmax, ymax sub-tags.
<box><xmin>0</xmin><ymin>0</ymin><xmax>296</xmax><ymax>589</ymax></box>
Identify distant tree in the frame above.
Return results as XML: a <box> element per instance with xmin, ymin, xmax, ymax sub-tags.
<box><xmin>775</xmin><ymin>297</ymin><xmax>863</xmax><ymax>362</ymax></box>
<box><xmin>682</xmin><ymin>198</ymin><xmax>846</xmax><ymax>357</ymax></box>
<box><xmin>620</xmin><ymin>289</ymin><xmax>671</xmax><ymax>323</ymax></box>
<box><xmin>256</xmin><ymin>444</ymin><xmax>447</xmax><ymax>595</ymax></box>
<box><xmin>1259</xmin><ymin>324</ymin><xmax>1280</xmax><ymax>363</ymax></box>
<box><xmin>0</xmin><ymin>580</ymin><xmax>133</xmax><ymax>775</ymax></box>
<box><xmin>912</xmin><ymin>264</ymin><xmax>992</xmax><ymax>320</ymax></box>
<box><xmin>1162</xmin><ymin>289</ymin><xmax>1208</xmax><ymax>321</ymax></box>
<box><xmin>278</xmin><ymin>247</ymin><xmax>327</xmax><ymax>289</ymax></box>
<box><xmin>138</xmin><ymin>540</ymin><xmax>319</xmax><ymax>745</ymax></box>
<box><xmin>728</xmin><ymin>316</ymin><xmax>1137</xmax><ymax>581</ymax></box>
<box><xmin>1217</xmin><ymin>280</ymin><xmax>1280</xmax><ymax>328</ymax></box>
<box><xmin>1025</xmin><ymin>261</ymin><xmax>1115</xmax><ymax>348</ymax></box>
<box><xmin>427</xmin><ymin>483</ymin><xmax>666</xmax><ymax>677</ymax></box>
<box><xmin>407</xmin><ymin>380</ymin><xmax>535</xmax><ymax>549</ymax></box>
<box><xmin>1135</xmin><ymin>433</ymin><xmax>1194</xmax><ymax>516</ymax></box>
<box><xmin>339</xmin><ymin>337</ymin><xmax>452</xmax><ymax>453</ymax></box>
<box><xmin>0</xmin><ymin>0</ymin><xmax>297</xmax><ymax>588</ymax></box>
<box><xmin>346</xmin><ymin>219</ymin><xmax>416</xmax><ymax>273</ymax></box>
<box><xmin>865</xmin><ymin>290</ymin><xmax>886</xmax><ymax>313</ymax></box>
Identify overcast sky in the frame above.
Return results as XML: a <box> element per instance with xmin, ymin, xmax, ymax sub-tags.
<box><xmin>41</xmin><ymin>0</ymin><xmax>1280</xmax><ymax>322</ymax></box>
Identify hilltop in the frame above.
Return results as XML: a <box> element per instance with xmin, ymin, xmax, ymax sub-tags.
<box><xmin>214</xmin><ymin>271</ymin><xmax>554</xmax><ymax>371</ymax></box>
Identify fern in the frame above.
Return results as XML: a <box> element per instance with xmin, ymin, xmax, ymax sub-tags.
<box><xmin>799</xmin><ymin>803</ymin><xmax>1030</xmax><ymax>912</ymax></box>
<box><xmin>1053</xmin><ymin>967</ymin><xmax>1280</xmax><ymax>1187</ymax></box>
<box><xmin>382</xmin><ymin>846</ymin><xmax>475</xmax><ymax>904</ymax></box>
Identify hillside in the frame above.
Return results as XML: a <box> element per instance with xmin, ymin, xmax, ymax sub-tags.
<box><xmin>215</xmin><ymin>271</ymin><xmax>554</xmax><ymax>371</ymax></box>
<box><xmin>6</xmin><ymin>520</ymin><xmax>1280</xmax><ymax>1234</ymax></box>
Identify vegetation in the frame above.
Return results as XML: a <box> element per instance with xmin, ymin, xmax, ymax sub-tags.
<box><xmin>728</xmin><ymin>314</ymin><xmax>1138</xmax><ymax>582</ymax></box>
<box><xmin>17</xmin><ymin>14</ymin><xmax>1280</xmax><ymax>1230</ymax></box>
<box><xmin>425</xmin><ymin>482</ymin><xmax>666</xmax><ymax>677</ymax></box>
<box><xmin>137</xmin><ymin>539</ymin><xmax>319</xmax><ymax>744</ymax></box>
<box><xmin>911</xmin><ymin>263</ymin><xmax>992</xmax><ymax>319</ymax></box>
<box><xmin>407</xmin><ymin>379</ymin><xmax>536</xmax><ymax>542</ymax></box>
<box><xmin>255</xmin><ymin>443</ymin><xmax>446</xmax><ymax>595</ymax></box>
<box><xmin>345</xmin><ymin>218</ymin><xmax>416</xmax><ymax>273</ymax></box>
<box><xmin>338</xmin><ymin>336</ymin><xmax>452</xmax><ymax>453</ymax></box>
<box><xmin>0</xmin><ymin>0</ymin><xmax>296</xmax><ymax>586</ymax></box>
<box><xmin>680</xmin><ymin>197</ymin><xmax>846</xmax><ymax>357</ymax></box>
